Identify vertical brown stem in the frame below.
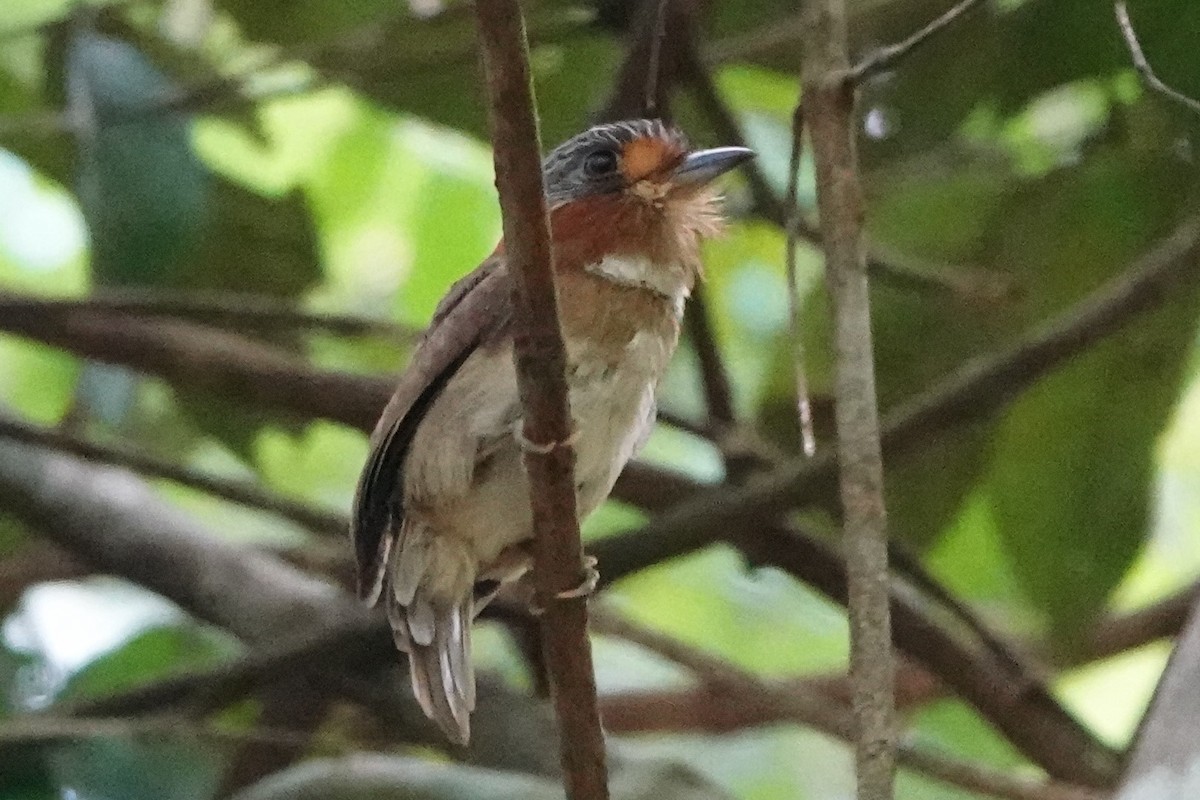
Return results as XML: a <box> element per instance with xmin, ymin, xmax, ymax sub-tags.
<box><xmin>801</xmin><ymin>0</ymin><xmax>896</xmax><ymax>797</ymax></box>
<box><xmin>474</xmin><ymin>2</ymin><xmax>610</xmax><ymax>799</ymax></box>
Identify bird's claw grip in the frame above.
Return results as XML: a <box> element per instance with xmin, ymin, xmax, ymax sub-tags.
<box><xmin>528</xmin><ymin>556</ymin><xmax>599</xmax><ymax>615</ymax></box>
<box><xmin>513</xmin><ymin>426</ymin><xmax>580</xmax><ymax>455</ymax></box>
<box><xmin>556</xmin><ymin>555</ymin><xmax>600</xmax><ymax>600</ymax></box>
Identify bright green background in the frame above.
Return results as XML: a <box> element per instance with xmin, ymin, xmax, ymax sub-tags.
<box><xmin>2</xmin><ymin>0</ymin><xmax>1200</xmax><ymax>797</ymax></box>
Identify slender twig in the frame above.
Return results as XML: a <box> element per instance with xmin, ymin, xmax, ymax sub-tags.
<box><xmin>1114</xmin><ymin>1</ymin><xmax>1200</xmax><ymax>117</ymax></box>
<box><xmin>599</xmin><ymin>0</ymin><xmax>694</xmax><ymax>121</ymax></box>
<box><xmin>0</xmin><ymin>291</ymin><xmax>417</xmax><ymax>342</ymax></box>
<box><xmin>475</xmin><ymin>3</ymin><xmax>609</xmax><ymax>799</ymax></box>
<box><xmin>682</xmin><ymin>47</ymin><xmax>999</xmax><ymax>302</ymax></box>
<box><xmin>784</xmin><ymin>100</ymin><xmax>818</xmax><ymax>457</ymax></box>
<box><xmin>684</xmin><ymin>287</ymin><xmax>737</xmax><ymax>428</ymax></box>
<box><xmin>591</xmin><ymin>608</ymin><xmax>1102</xmax><ymax>800</ymax></box>
<box><xmin>1077</xmin><ymin>581</ymin><xmax>1198</xmax><ymax>665</ymax></box>
<box><xmin>803</xmin><ymin>0</ymin><xmax>896</xmax><ymax>795</ymax></box>
<box><xmin>848</xmin><ymin>0</ymin><xmax>987</xmax><ymax>83</ymax></box>
<box><xmin>643</xmin><ymin>0</ymin><xmax>671</xmax><ymax>115</ymax></box>
<box><xmin>0</xmin><ymin>413</ymin><xmax>346</xmax><ymax>537</ymax></box>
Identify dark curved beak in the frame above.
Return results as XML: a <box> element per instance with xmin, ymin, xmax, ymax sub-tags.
<box><xmin>672</xmin><ymin>146</ymin><xmax>755</xmax><ymax>186</ymax></box>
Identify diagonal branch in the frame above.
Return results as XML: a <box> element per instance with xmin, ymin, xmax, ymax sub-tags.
<box><xmin>0</xmin><ymin>413</ymin><xmax>345</xmax><ymax>537</ymax></box>
<box><xmin>474</xmin><ymin>3</ymin><xmax>609</xmax><ymax>798</ymax></box>
<box><xmin>594</xmin><ymin>214</ymin><xmax>1200</xmax><ymax>787</ymax></box>
<box><xmin>0</xmin><ymin>434</ymin><xmax>571</xmax><ymax>776</ymax></box>
<box><xmin>594</xmin><ymin>216</ymin><xmax>1200</xmax><ymax>597</ymax></box>
<box><xmin>592</xmin><ymin>608</ymin><xmax>1103</xmax><ymax>800</ymax></box>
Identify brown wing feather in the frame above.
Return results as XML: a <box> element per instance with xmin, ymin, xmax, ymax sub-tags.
<box><xmin>351</xmin><ymin>255</ymin><xmax>511</xmax><ymax>602</ymax></box>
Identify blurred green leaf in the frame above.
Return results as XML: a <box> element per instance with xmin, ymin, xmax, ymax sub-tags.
<box><xmin>48</xmin><ymin>737</ymin><xmax>224</xmax><ymax>800</ymax></box>
<box><xmin>62</xmin><ymin>27</ymin><xmax>211</xmax><ymax>288</ymax></box>
<box><xmin>61</xmin><ymin>623</ymin><xmax>240</xmax><ymax>701</ymax></box>
<box><xmin>982</xmin><ymin>148</ymin><xmax>1199</xmax><ymax>644</ymax></box>
<box><xmin>897</xmin><ymin>700</ymin><xmax>1028</xmax><ymax>800</ymax></box>
<box><xmin>612</xmin><ymin>548</ymin><xmax>849</xmax><ymax>677</ymax></box>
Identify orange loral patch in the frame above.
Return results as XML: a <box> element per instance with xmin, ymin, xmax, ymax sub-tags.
<box><xmin>619</xmin><ymin>136</ymin><xmax>686</xmax><ymax>183</ymax></box>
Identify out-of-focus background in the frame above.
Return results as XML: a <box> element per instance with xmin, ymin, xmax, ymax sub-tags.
<box><xmin>1</xmin><ymin>0</ymin><xmax>1199</xmax><ymax>798</ymax></box>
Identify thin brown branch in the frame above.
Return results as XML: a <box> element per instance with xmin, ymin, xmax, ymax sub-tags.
<box><xmin>590</xmin><ymin>605</ymin><xmax>852</xmax><ymax>735</ymax></box>
<box><xmin>803</xmin><ymin>0</ymin><xmax>896</xmax><ymax>795</ymax></box>
<box><xmin>608</xmin><ymin>517</ymin><xmax>1119</xmax><ymax>786</ymax></box>
<box><xmin>682</xmin><ymin>46</ymin><xmax>998</xmax><ymax>302</ymax></box>
<box><xmin>615</xmin><ymin>463</ymin><xmax>1108</xmax><ymax>783</ymax></box>
<box><xmin>1079</xmin><ymin>582</ymin><xmax>1198</xmax><ymax>665</ymax></box>
<box><xmin>0</xmin><ymin>291</ymin><xmax>418</xmax><ymax>342</ymax></box>
<box><xmin>599</xmin><ymin>0</ymin><xmax>696</xmax><ymax>121</ymax></box>
<box><xmin>643</xmin><ymin>0</ymin><xmax>671</xmax><ymax>115</ymax></box>
<box><xmin>684</xmin><ymin>286</ymin><xmax>737</xmax><ymax>428</ymax></box>
<box><xmin>1114</xmin><ymin>1</ymin><xmax>1200</xmax><ymax>117</ymax></box>
<box><xmin>848</xmin><ymin>0</ymin><xmax>987</xmax><ymax>83</ymax></box>
<box><xmin>0</xmin><ymin>413</ymin><xmax>346</xmax><ymax>537</ymax></box>
<box><xmin>591</xmin><ymin>608</ymin><xmax>1103</xmax><ymax>800</ymax></box>
<box><xmin>785</xmin><ymin>100</ymin><xmax>818</xmax><ymax>457</ymax></box>
<box><xmin>474</xmin><ymin>3</ymin><xmax>609</xmax><ymax>799</ymax></box>
<box><xmin>599</xmin><ymin>664</ymin><xmax>942</xmax><ymax>734</ymax></box>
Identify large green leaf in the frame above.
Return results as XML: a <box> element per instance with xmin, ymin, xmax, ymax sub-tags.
<box><xmin>981</xmin><ymin>147</ymin><xmax>1200</xmax><ymax>644</ymax></box>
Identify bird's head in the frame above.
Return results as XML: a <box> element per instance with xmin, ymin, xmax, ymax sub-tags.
<box><xmin>540</xmin><ymin>119</ymin><xmax>753</xmax><ymax>269</ymax></box>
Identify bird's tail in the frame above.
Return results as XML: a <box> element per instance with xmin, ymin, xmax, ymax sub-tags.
<box><xmin>384</xmin><ymin>527</ymin><xmax>476</xmax><ymax>745</ymax></box>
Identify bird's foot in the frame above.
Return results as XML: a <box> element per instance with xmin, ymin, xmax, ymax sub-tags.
<box><xmin>556</xmin><ymin>555</ymin><xmax>600</xmax><ymax>600</ymax></box>
<box><xmin>528</xmin><ymin>556</ymin><xmax>599</xmax><ymax>615</ymax></box>
<box><xmin>513</xmin><ymin>425</ymin><xmax>580</xmax><ymax>455</ymax></box>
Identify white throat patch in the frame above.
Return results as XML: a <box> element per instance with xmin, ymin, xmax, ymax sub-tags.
<box><xmin>584</xmin><ymin>254</ymin><xmax>691</xmax><ymax>315</ymax></box>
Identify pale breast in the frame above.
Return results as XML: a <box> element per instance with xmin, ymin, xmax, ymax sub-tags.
<box><xmin>403</xmin><ymin>254</ymin><xmax>688</xmax><ymax>583</ymax></box>
<box><xmin>560</xmin><ymin>253</ymin><xmax>690</xmax><ymax>515</ymax></box>
<box><xmin>567</xmin><ymin>325</ymin><xmax>675</xmax><ymax>516</ymax></box>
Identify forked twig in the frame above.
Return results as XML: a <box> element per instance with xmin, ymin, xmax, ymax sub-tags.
<box><xmin>849</xmin><ymin>0</ymin><xmax>987</xmax><ymax>83</ymax></box>
<box><xmin>1114</xmin><ymin>1</ymin><xmax>1200</xmax><ymax>116</ymax></box>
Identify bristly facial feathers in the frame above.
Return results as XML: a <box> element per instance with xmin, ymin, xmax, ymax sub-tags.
<box><xmin>350</xmin><ymin>119</ymin><xmax>751</xmax><ymax>745</ymax></box>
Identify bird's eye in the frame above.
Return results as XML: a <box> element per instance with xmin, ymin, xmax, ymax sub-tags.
<box><xmin>583</xmin><ymin>149</ymin><xmax>619</xmax><ymax>177</ymax></box>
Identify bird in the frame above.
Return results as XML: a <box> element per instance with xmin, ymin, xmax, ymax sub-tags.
<box><xmin>350</xmin><ymin>118</ymin><xmax>753</xmax><ymax>745</ymax></box>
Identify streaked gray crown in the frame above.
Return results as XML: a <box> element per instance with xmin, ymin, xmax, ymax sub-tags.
<box><xmin>540</xmin><ymin>118</ymin><xmax>688</xmax><ymax>205</ymax></box>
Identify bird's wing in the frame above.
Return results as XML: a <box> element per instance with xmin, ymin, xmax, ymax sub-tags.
<box><xmin>351</xmin><ymin>255</ymin><xmax>511</xmax><ymax>603</ymax></box>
